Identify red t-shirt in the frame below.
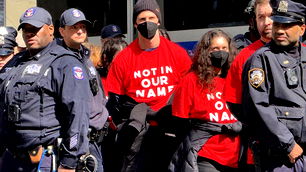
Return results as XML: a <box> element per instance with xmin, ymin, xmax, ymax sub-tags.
<box><xmin>101</xmin><ymin>77</ymin><xmax>108</xmax><ymax>98</ymax></box>
<box><xmin>107</xmin><ymin>36</ymin><xmax>191</xmax><ymax>111</ymax></box>
<box><xmin>224</xmin><ymin>40</ymin><xmax>265</xmax><ymax>104</ymax></box>
<box><xmin>172</xmin><ymin>72</ymin><xmax>240</xmax><ymax>168</ymax></box>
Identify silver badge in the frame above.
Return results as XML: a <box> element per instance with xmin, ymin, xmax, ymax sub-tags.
<box><xmin>89</xmin><ymin>66</ymin><xmax>96</xmax><ymax>76</ymax></box>
<box><xmin>0</xmin><ymin>27</ymin><xmax>8</xmax><ymax>35</ymax></box>
<box><xmin>277</xmin><ymin>0</ymin><xmax>288</xmax><ymax>13</ymax></box>
<box><xmin>112</xmin><ymin>25</ymin><xmax>118</xmax><ymax>32</ymax></box>
<box><xmin>0</xmin><ymin>35</ymin><xmax>4</xmax><ymax>45</ymax></box>
<box><xmin>72</xmin><ymin>9</ymin><xmax>81</xmax><ymax>17</ymax></box>
<box><xmin>23</xmin><ymin>64</ymin><xmax>42</xmax><ymax>76</ymax></box>
<box><xmin>249</xmin><ymin>68</ymin><xmax>265</xmax><ymax>88</ymax></box>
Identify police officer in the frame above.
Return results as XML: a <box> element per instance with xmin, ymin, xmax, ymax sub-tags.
<box><xmin>0</xmin><ymin>26</ymin><xmax>18</xmax><ymax>71</ymax></box>
<box><xmin>100</xmin><ymin>24</ymin><xmax>125</xmax><ymax>44</ymax></box>
<box><xmin>58</xmin><ymin>8</ymin><xmax>109</xmax><ymax>172</ymax></box>
<box><xmin>242</xmin><ymin>0</ymin><xmax>306</xmax><ymax>171</ymax></box>
<box><xmin>233</xmin><ymin>0</ymin><xmax>260</xmax><ymax>51</ymax></box>
<box><xmin>0</xmin><ymin>7</ymin><xmax>91</xmax><ymax>172</ymax></box>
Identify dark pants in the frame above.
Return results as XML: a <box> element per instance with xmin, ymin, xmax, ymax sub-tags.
<box><xmin>197</xmin><ymin>156</ymin><xmax>239</xmax><ymax>172</ymax></box>
<box><xmin>136</xmin><ymin>126</ymin><xmax>182</xmax><ymax>172</ymax></box>
<box><xmin>253</xmin><ymin>146</ymin><xmax>306</xmax><ymax>172</ymax></box>
<box><xmin>0</xmin><ymin>150</ymin><xmax>53</xmax><ymax>172</ymax></box>
<box><xmin>89</xmin><ymin>141</ymin><xmax>104</xmax><ymax>172</ymax></box>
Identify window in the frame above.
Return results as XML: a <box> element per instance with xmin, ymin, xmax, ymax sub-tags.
<box><xmin>164</xmin><ymin>0</ymin><xmax>249</xmax><ymax>31</ymax></box>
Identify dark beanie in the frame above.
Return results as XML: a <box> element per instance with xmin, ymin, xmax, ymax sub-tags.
<box><xmin>133</xmin><ymin>0</ymin><xmax>161</xmax><ymax>24</ymax></box>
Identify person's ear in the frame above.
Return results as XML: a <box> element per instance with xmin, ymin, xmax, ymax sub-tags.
<box><xmin>59</xmin><ymin>27</ymin><xmax>65</xmax><ymax>37</ymax></box>
<box><xmin>48</xmin><ymin>25</ymin><xmax>54</xmax><ymax>35</ymax></box>
<box><xmin>300</xmin><ymin>24</ymin><xmax>306</xmax><ymax>37</ymax></box>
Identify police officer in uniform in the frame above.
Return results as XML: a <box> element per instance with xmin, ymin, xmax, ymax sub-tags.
<box><xmin>0</xmin><ymin>26</ymin><xmax>18</xmax><ymax>71</ymax></box>
<box><xmin>0</xmin><ymin>7</ymin><xmax>90</xmax><ymax>172</ymax></box>
<box><xmin>242</xmin><ymin>0</ymin><xmax>306</xmax><ymax>171</ymax></box>
<box><xmin>233</xmin><ymin>0</ymin><xmax>260</xmax><ymax>51</ymax></box>
<box><xmin>58</xmin><ymin>8</ymin><xmax>109</xmax><ymax>172</ymax></box>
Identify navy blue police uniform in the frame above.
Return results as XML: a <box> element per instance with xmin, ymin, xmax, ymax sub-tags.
<box><xmin>242</xmin><ymin>0</ymin><xmax>306</xmax><ymax>171</ymax></box>
<box><xmin>58</xmin><ymin>8</ymin><xmax>109</xmax><ymax>172</ymax></box>
<box><xmin>0</xmin><ymin>26</ymin><xmax>18</xmax><ymax>171</ymax></box>
<box><xmin>0</xmin><ymin>7</ymin><xmax>90</xmax><ymax>172</ymax></box>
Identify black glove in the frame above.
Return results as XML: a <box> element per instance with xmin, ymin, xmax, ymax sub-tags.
<box><xmin>106</xmin><ymin>93</ymin><xmax>138</xmax><ymax>124</ymax></box>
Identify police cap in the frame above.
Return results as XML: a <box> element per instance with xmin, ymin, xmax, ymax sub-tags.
<box><xmin>60</xmin><ymin>8</ymin><xmax>91</xmax><ymax>27</ymax></box>
<box><xmin>0</xmin><ymin>26</ymin><xmax>17</xmax><ymax>56</ymax></box>
<box><xmin>270</xmin><ymin>0</ymin><xmax>306</xmax><ymax>24</ymax></box>
<box><xmin>101</xmin><ymin>24</ymin><xmax>125</xmax><ymax>39</ymax></box>
<box><xmin>18</xmin><ymin>7</ymin><xmax>52</xmax><ymax>30</ymax></box>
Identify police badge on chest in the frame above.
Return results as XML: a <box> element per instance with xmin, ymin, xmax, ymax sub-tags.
<box><xmin>22</xmin><ymin>64</ymin><xmax>43</xmax><ymax>76</ymax></box>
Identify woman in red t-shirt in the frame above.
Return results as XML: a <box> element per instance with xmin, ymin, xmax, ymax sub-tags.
<box><xmin>172</xmin><ymin>29</ymin><xmax>240</xmax><ymax>172</ymax></box>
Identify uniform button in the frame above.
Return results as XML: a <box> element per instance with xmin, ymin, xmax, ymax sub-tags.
<box><xmin>283</xmin><ymin>60</ymin><xmax>289</xmax><ymax>65</ymax></box>
<box><xmin>285</xmin><ymin>112</ymin><xmax>289</xmax><ymax>116</ymax></box>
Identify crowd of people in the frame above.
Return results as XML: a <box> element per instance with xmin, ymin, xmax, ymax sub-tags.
<box><xmin>0</xmin><ymin>0</ymin><xmax>305</xmax><ymax>172</ymax></box>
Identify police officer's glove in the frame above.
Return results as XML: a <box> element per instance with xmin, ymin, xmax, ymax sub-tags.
<box><xmin>115</xmin><ymin>125</ymin><xmax>139</xmax><ymax>153</ymax></box>
<box><xmin>106</xmin><ymin>93</ymin><xmax>138</xmax><ymax>124</ymax></box>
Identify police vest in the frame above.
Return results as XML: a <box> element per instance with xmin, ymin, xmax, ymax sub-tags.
<box><xmin>2</xmin><ymin>45</ymin><xmax>78</xmax><ymax>142</ymax></box>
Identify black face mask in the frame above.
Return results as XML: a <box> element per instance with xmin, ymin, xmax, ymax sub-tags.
<box><xmin>210</xmin><ymin>50</ymin><xmax>229</xmax><ymax>68</ymax></box>
<box><xmin>136</xmin><ymin>21</ymin><xmax>158</xmax><ymax>39</ymax></box>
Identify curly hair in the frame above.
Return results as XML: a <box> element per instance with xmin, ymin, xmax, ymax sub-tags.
<box><xmin>191</xmin><ymin>29</ymin><xmax>237</xmax><ymax>89</ymax></box>
<box><xmin>99</xmin><ymin>37</ymin><xmax>128</xmax><ymax>70</ymax></box>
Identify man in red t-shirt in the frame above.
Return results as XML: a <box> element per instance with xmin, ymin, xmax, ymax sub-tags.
<box><xmin>224</xmin><ymin>0</ymin><xmax>273</xmax><ymax>168</ymax></box>
<box><xmin>105</xmin><ymin>0</ymin><xmax>191</xmax><ymax>171</ymax></box>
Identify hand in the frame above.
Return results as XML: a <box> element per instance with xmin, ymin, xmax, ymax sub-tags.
<box><xmin>288</xmin><ymin>143</ymin><xmax>303</xmax><ymax>163</ymax></box>
<box><xmin>58</xmin><ymin>165</ymin><xmax>75</xmax><ymax>172</ymax></box>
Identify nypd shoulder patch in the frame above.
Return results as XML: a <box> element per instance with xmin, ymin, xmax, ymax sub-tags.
<box><xmin>73</xmin><ymin>66</ymin><xmax>84</xmax><ymax>80</ymax></box>
<box><xmin>248</xmin><ymin>68</ymin><xmax>264</xmax><ymax>88</ymax></box>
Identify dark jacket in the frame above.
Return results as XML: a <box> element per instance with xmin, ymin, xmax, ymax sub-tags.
<box><xmin>169</xmin><ymin>121</ymin><xmax>242</xmax><ymax>172</ymax></box>
<box><xmin>0</xmin><ymin>40</ymin><xmax>90</xmax><ymax>168</ymax></box>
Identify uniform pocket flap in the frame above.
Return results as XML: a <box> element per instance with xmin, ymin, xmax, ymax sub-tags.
<box><xmin>275</xmin><ymin>106</ymin><xmax>304</xmax><ymax>119</ymax></box>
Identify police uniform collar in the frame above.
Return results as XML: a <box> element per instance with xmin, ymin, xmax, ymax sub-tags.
<box><xmin>28</xmin><ymin>41</ymin><xmax>55</xmax><ymax>60</ymax></box>
<box><xmin>271</xmin><ymin>41</ymin><xmax>301</xmax><ymax>68</ymax></box>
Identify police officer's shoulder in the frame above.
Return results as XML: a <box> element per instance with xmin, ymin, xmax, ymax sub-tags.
<box><xmin>233</xmin><ymin>34</ymin><xmax>250</xmax><ymax>50</ymax></box>
<box><xmin>1</xmin><ymin>50</ymin><xmax>27</xmax><ymax>71</ymax></box>
<box><xmin>48</xmin><ymin>42</ymin><xmax>83</xmax><ymax>66</ymax></box>
<box><xmin>245</xmin><ymin>45</ymin><xmax>270</xmax><ymax>66</ymax></box>
<box><xmin>49</xmin><ymin>40</ymin><xmax>78</xmax><ymax>59</ymax></box>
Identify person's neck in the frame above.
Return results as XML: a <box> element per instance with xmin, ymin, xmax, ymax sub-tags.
<box><xmin>260</xmin><ymin>36</ymin><xmax>271</xmax><ymax>44</ymax></box>
<box><xmin>138</xmin><ymin>33</ymin><xmax>160</xmax><ymax>50</ymax></box>
<box><xmin>65</xmin><ymin>40</ymin><xmax>81</xmax><ymax>50</ymax></box>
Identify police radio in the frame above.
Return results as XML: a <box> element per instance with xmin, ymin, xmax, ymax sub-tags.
<box><xmin>89</xmin><ymin>78</ymin><xmax>99</xmax><ymax>96</ymax></box>
<box><xmin>7</xmin><ymin>104</ymin><xmax>21</xmax><ymax>122</ymax></box>
<box><xmin>285</xmin><ymin>68</ymin><xmax>299</xmax><ymax>87</ymax></box>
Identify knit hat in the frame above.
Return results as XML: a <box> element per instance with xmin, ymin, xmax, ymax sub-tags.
<box><xmin>133</xmin><ymin>0</ymin><xmax>161</xmax><ymax>24</ymax></box>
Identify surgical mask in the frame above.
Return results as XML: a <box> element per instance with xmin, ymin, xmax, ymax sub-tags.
<box><xmin>210</xmin><ymin>50</ymin><xmax>229</xmax><ymax>68</ymax></box>
<box><xmin>136</xmin><ymin>21</ymin><xmax>158</xmax><ymax>39</ymax></box>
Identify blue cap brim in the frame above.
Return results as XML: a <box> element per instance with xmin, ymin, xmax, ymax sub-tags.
<box><xmin>270</xmin><ymin>15</ymin><xmax>300</xmax><ymax>23</ymax></box>
<box><xmin>0</xmin><ymin>48</ymin><xmax>13</xmax><ymax>56</ymax></box>
<box><xmin>110</xmin><ymin>33</ymin><xmax>125</xmax><ymax>38</ymax></box>
<box><xmin>18</xmin><ymin>20</ymin><xmax>45</xmax><ymax>30</ymax></box>
<box><xmin>64</xmin><ymin>20</ymin><xmax>92</xmax><ymax>27</ymax></box>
